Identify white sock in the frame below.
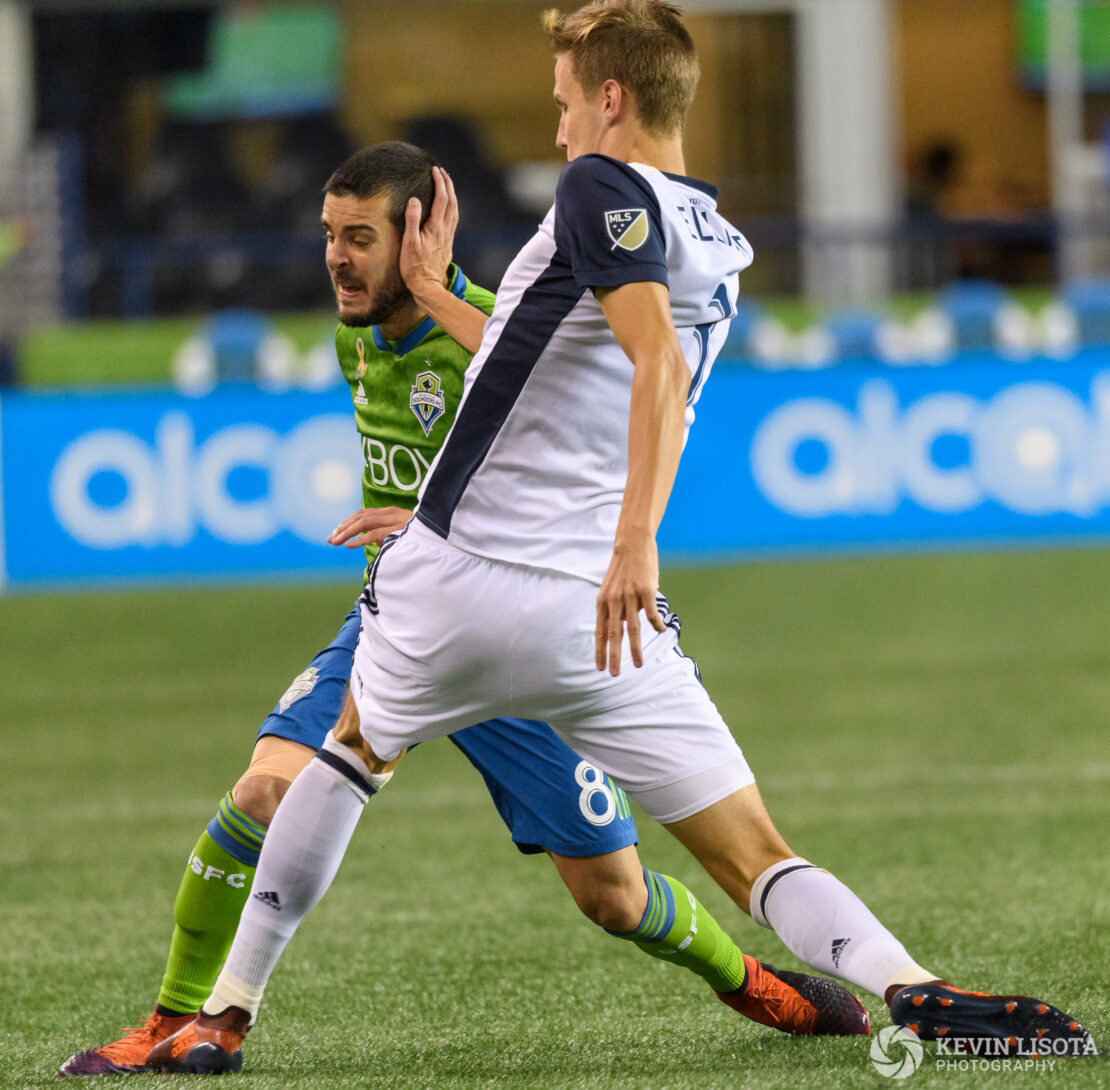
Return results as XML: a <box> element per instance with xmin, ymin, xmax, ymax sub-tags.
<box><xmin>204</xmin><ymin>736</ymin><xmax>378</xmax><ymax>1021</ymax></box>
<box><xmin>749</xmin><ymin>857</ymin><xmax>934</xmax><ymax>999</ymax></box>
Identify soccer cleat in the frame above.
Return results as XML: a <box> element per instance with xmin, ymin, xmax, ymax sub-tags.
<box><xmin>716</xmin><ymin>954</ymin><xmax>871</xmax><ymax>1036</ymax></box>
<box><xmin>144</xmin><ymin>1006</ymin><xmax>250</xmax><ymax>1075</ymax></box>
<box><xmin>58</xmin><ymin>1010</ymin><xmax>195</xmax><ymax>1076</ymax></box>
<box><xmin>889</xmin><ymin>981</ymin><xmax>1095</xmax><ymax>1057</ymax></box>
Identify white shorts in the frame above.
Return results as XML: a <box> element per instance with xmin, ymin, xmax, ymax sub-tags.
<box><xmin>352</xmin><ymin>520</ymin><xmax>754</xmax><ymax>823</ymax></box>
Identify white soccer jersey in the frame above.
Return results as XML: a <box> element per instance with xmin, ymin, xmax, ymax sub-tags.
<box><xmin>416</xmin><ymin>153</ymin><xmax>753</xmax><ymax>584</ymax></box>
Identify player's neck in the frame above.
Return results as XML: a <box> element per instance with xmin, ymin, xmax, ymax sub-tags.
<box><xmin>378</xmin><ymin>297</ymin><xmax>426</xmax><ymax>343</ymax></box>
<box><xmin>378</xmin><ymin>267</ymin><xmax>453</xmax><ymax>342</ymax></box>
<box><xmin>601</xmin><ymin>127</ymin><xmax>686</xmax><ymax>177</ymax></box>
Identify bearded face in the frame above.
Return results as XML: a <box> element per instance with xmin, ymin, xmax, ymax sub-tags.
<box><xmin>322</xmin><ymin>191</ymin><xmax>414</xmax><ymax>330</ymax></box>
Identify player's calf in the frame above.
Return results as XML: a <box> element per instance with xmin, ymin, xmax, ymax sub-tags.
<box><xmin>231</xmin><ymin>735</ymin><xmax>317</xmax><ymax>825</ymax></box>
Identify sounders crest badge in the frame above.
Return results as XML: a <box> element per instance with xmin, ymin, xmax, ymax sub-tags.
<box><xmin>278</xmin><ymin>667</ymin><xmax>319</xmax><ymax>713</ymax></box>
<box><xmin>410</xmin><ymin>368</ymin><xmax>446</xmax><ymax>436</ymax></box>
<box><xmin>604</xmin><ymin>208</ymin><xmax>649</xmax><ymax>251</ymax></box>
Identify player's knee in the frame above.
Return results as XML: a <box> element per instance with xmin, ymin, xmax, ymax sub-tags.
<box><xmin>234</xmin><ymin>736</ymin><xmax>315</xmax><ymax>824</ymax></box>
<box><xmin>572</xmin><ymin>883</ymin><xmax>645</xmax><ymax>932</ymax></box>
<box><xmin>231</xmin><ymin>773</ymin><xmax>291</xmax><ymax>827</ymax></box>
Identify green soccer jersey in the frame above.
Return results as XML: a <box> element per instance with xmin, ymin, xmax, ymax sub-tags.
<box><xmin>334</xmin><ymin>264</ymin><xmax>495</xmax><ymax>570</ymax></box>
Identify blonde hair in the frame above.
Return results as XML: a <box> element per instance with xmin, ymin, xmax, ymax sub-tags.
<box><xmin>542</xmin><ymin>0</ymin><xmax>699</xmax><ymax>134</ymax></box>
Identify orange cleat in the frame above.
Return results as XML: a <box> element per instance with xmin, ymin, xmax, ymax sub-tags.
<box><xmin>717</xmin><ymin>954</ymin><xmax>871</xmax><ymax>1036</ymax></box>
<box><xmin>58</xmin><ymin>1010</ymin><xmax>196</xmax><ymax>1076</ymax></box>
<box><xmin>145</xmin><ymin>1006</ymin><xmax>250</xmax><ymax>1075</ymax></box>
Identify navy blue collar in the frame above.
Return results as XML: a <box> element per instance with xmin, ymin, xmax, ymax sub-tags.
<box><xmin>662</xmin><ymin>170</ymin><xmax>719</xmax><ymax>201</ymax></box>
<box><xmin>372</xmin><ymin>265</ymin><xmax>468</xmax><ymax>356</ymax></box>
<box><xmin>585</xmin><ymin>154</ymin><xmax>719</xmax><ymax>201</ymax></box>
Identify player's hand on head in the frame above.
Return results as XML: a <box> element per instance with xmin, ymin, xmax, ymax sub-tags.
<box><xmin>400</xmin><ymin>166</ymin><xmax>459</xmax><ymax>295</ymax></box>
<box><xmin>327</xmin><ymin>506</ymin><xmax>412</xmax><ymax>549</ymax></box>
<box><xmin>595</xmin><ymin>535</ymin><xmax>665</xmax><ymax>676</ymax></box>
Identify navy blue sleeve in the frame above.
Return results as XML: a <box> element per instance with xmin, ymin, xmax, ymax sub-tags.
<box><xmin>553</xmin><ymin>154</ymin><xmax>668</xmax><ymax>291</ymax></box>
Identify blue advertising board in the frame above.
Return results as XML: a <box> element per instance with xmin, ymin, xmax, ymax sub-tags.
<box><xmin>2</xmin><ymin>353</ymin><xmax>1110</xmax><ymax>590</ymax></box>
<box><xmin>0</xmin><ymin>387</ymin><xmax>365</xmax><ymax>588</ymax></box>
<box><xmin>660</xmin><ymin>351</ymin><xmax>1110</xmax><ymax>561</ymax></box>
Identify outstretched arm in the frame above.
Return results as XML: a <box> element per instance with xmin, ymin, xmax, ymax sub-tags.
<box><xmin>594</xmin><ymin>280</ymin><xmax>689</xmax><ymax>677</ymax></box>
<box><xmin>400</xmin><ymin>166</ymin><xmax>489</xmax><ymax>355</ymax></box>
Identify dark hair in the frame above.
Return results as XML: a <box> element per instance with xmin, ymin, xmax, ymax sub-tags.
<box><xmin>323</xmin><ymin>141</ymin><xmax>439</xmax><ymax>231</ymax></box>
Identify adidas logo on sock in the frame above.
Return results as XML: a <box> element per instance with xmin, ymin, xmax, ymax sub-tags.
<box><xmin>254</xmin><ymin>890</ymin><xmax>282</xmax><ymax>911</ymax></box>
<box><xmin>830</xmin><ymin>937</ymin><xmax>850</xmax><ymax>968</ymax></box>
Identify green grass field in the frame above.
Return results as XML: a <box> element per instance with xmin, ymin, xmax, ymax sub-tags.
<box><xmin>2</xmin><ymin>548</ymin><xmax>1107</xmax><ymax>1089</ymax></box>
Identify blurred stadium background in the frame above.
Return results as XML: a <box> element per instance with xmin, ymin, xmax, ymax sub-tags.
<box><xmin>2</xmin><ymin>2</ymin><xmax>1109</xmax><ymax>1086</ymax></box>
<box><xmin>4</xmin><ymin>0</ymin><xmax>1110</xmax><ymax>582</ymax></box>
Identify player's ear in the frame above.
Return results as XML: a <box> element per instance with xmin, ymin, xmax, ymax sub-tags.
<box><xmin>601</xmin><ymin>78</ymin><xmax>625</xmax><ymax>120</ymax></box>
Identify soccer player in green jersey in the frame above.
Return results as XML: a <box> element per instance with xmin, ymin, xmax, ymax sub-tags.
<box><xmin>61</xmin><ymin>141</ymin><xmax>867</xmax><ymax>1078</ymax></box>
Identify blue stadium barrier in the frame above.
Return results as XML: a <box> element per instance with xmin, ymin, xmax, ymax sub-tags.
<box><xmin>1062</xmin><ymin>277</ymin><xmax>1110</xmax><ymax>347</ymax></box>
<box><xmin>721</xmin><ymin>297</ymin><xmax>768</xmax><ymax>356</ymax></box>
<box><xmin>823</xmin><ymin>308</ymin><xmax>885</xmax><ymax>362</ymax></box>
<box><xmin>2</xmin><ymin>351</ymin><xmax>1110</xmax><ymax>590</ymax></box>
<box><xmin>935</xmin><ymin>279</ymin><xmax>1010</xmax><ymax>352</ymax></box>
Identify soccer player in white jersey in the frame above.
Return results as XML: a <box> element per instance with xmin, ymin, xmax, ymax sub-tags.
<box><xmin>61</xmin><ymin>144</ymin><xmax>870</xmax><ymax>1079</ymax></box>
<box><xmin>152</xmin><ymin>0</ymin><xmax>1091</xmax><ymax>1072</ymax></box>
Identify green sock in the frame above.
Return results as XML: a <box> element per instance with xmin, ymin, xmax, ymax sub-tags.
<box><xmin>156</xmin><ymin>792</ymin><xmax>267</xmax><ymax>1014</ymax></box>
<box><xmin>610</xmin><ymin>867</ymin><xmax>748</xmax><ymax>994</ymax></box>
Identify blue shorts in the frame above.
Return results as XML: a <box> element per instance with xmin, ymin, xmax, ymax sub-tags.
<box><xmin>259</xmin><ymin>605</ymin><xmax>639</xmax><ymax>857</ymax></box>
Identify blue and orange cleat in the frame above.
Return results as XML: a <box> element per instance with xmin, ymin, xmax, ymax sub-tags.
<box><xmin>890</xmin><ymin>981</ymin><xmax>1095</xmax><ymax>1058</ymax></box>
<box><xmin>144</xmin><ymin>1006</ymin><xmax>250</xmax><ymax>1075</ymax></box>
<box><xmin>59</xmin><ymin>1010</ymin><xmax>195</xmax><ymax>1076</ymax></box>
<box><xmin>717</xmin><ymin>954</ymin><xmax>871</xmax><ymax>1036</ymax></box>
